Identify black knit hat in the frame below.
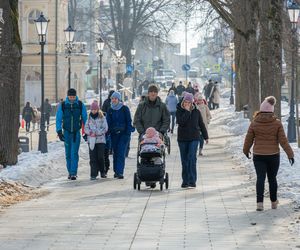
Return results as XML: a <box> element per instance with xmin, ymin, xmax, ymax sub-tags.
<box><xmin>148</xmin><ymin>84</ymin><xmax>159</xmax><ymax>93</ymax></box>
<box><xmin>67</xmin><ymin>88</ymin><xmax>77</xmax><ymax>96</ymax></box>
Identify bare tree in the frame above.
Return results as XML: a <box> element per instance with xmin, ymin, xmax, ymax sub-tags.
<box><xmin>0</xmin><ymin>0</ymin><xmax>22</xmax><ymax>166</ymax></box>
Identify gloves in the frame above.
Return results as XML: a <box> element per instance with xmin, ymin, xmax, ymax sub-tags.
<box><xmin>244</xmin><ymin>152</ymin><xmax>251</xmax><ymax>159</ymax></box>
<box><xmin>289</xmin><ymin>158</ymin><xmax>295</xmax><ymax>166</ymax></box>
<box><xmin>83</xmin><ymin>134</ymin><xmax>88</xmax><ymax>142</ymax></box>
<box><xmin>57</xmin><ymin>130</ymin><xmax>65</xmax><ymax>142</ymax></box>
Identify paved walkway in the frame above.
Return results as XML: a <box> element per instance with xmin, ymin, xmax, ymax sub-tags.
<box><xmin>1</xmin><ymin>125</ymin><xmax>300</xmax><ymax>250</ymax></box>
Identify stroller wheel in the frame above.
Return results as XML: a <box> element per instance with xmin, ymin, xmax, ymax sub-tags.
<box><xmin>160</xmin><ymin>183</ymin><xmax>163</xmax><ymax>191</ymax></box>
<box><xmin>165</xmin><ymin>173</ymin><xmax>169</xmax><ymax>189</ymax></box>
<box><xmin>138</xmin><ymin>183</ymin><xmax>141</xmax><ymax>190</ymax></box>
<box><xmin>150</xmin><ymin>183</ymin><xmax>156</xmax><ymax>189</ymax></box>
<box><xmin>133</xmin><ymin>173</ymin><xmax>137</xmax><ymax>190</ymax></box>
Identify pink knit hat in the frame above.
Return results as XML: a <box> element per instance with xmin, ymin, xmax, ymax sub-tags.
<box><xmin>260</xmin><ymin>96</ymin><xmax>276</xmax><ymax>112</ymax></box>
<box><xmin>90</xmin><ymin>101</ymin><xmax>99</xmax><ymax>111</ymax></box>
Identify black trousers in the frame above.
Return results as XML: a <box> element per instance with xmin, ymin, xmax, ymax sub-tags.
<box><xmin>253</xmin><ymin>154</ymin><xmax>280</xmax><ymax>203</ymax></box>
<box><xmin>25</xmin><ymin>121</ymin><xmax>30</xmax><ymax>132</ymax></box>
<box><xmin>89</xmin><ymin>143</ymin><xmax>105</xmax><ymax>178</ymax></box>
<box><xmin>104</xmin><ymin>147</ymin><xmax>110</xmax><ymax>173</ymax></box>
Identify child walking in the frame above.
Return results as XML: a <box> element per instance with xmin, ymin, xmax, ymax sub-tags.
<box><xmin>84</xmin><ymin>101</ymin><xmax>108</xmax><ymax>180</ymax></box>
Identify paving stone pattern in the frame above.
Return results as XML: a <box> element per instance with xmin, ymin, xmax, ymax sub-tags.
<box><xmin>1</xmin><ymin>125</ymin><xmax>300</xmax><ymax>250</ymax></box>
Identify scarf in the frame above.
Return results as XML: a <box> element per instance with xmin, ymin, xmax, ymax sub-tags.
<box><xmin>90</xmin><ymin>113</ymin><xmax>99</xmax><ymax>119</ymax></box>
<box><xmin>111</xmin><ymin>101</ymin><xmax>123</xmax><ymax>110</ymax></box>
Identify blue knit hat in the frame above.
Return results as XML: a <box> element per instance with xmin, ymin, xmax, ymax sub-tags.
<box><xmin>111</xmin><ymin>91</ymin><xmax>122</xmax><ymax>101</ymax></box>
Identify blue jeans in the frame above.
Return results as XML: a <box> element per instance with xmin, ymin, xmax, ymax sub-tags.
<box><xmin>170</xmin><ymin>112</ymin><xmax>176</xmax><ymax>131</ymax></box>
<box><xmin>178</xmin><ymin>140</ymin><xmax>199</xmax><ymax>185</ymax></box>
<box><xmin>111</xmin><ymin>133</ymin><xmax>130</xmax><ymax>175</ymax></box>
<box><xmin>199</xmin><ymin>134</ymin><xmax>204</xmax><ymax>149</ymax></box>
<box><xmin>64</xmin><ymin>130</ymin><xmax>81</xmax><ymax>176</ymax></box>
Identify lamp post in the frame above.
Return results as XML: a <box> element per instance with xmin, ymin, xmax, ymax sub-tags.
<box><xmin>116</xmin><ymin>49</ymin><xmax>122</xmax><ymax>90</ymax></box>
<box><xmin>131</xmin><ymin>47</ymin><xmax>136</xmax><ymax>97</ymax></box>
<box><xmin>287</xmin><ymin>2</ymin><xmax>299</xmax><ymax>143</ymax></box>
<box><xmin>96</xmin><ymin>37</ymin><xmax>105</xmax><ymax>108</ymax></box>
<box><xmin>34</xmin><ymin>13</ymin><xmax>49</xmax><ymax>153</ymax></box>
<box><xmin>229</xmin><ymin>42</ymin><xmax>235</xmax><ymax>105</ymax></box>
<box><xmin>64</xmin><ymin>25</ymin><xmax>76</xmax><ymax>89</ymax></box>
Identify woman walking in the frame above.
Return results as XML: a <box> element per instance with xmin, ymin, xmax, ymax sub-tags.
<box><xmin>106</xmin><ymin>92</ymin><xmax>133</xmax><ymax>179</ymax></box>
<box><xmin>243</xmin><ymin>96</ymin><xmax>294</xmax><ymax>211</ymax></box>
<box><xmin>84</xmin><ymin>101</ymin><xmax>108</xmax><ymax>180</ymax></box>
<box><xmin>165</xmin><ymin>90</ymin><xmax>178</xmax><ymax>134</ymax></box>
<box><xmin>195</xmin><ymin>94</ymin><xmax>211</xmax><ymax>156</ymax></box>
<box><xmin>176</xmin><ymin>93</ymin><xmax>208</xmax><ymax>188</ymax></box>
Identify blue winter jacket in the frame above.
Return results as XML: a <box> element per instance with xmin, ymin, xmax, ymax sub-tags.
<box><xmin>165</xmin><ymin>94</ymin><xmax>178</xmax><ymax>113</ymax></box>
<box><xmin>106</xmin><ymin>105</ymin><xmax>133</xmax><ymax>136</ymax></box>
<box><xmin>56</xmin><ymin>97</ymin><xmax>87</xmax><ymax>133</ymax></box>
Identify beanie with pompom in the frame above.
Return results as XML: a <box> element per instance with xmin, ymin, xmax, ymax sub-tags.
<box><xmin>260</xmin><ymin>96</ymin><xmax>276</xmax><ymax>113</ymax></box>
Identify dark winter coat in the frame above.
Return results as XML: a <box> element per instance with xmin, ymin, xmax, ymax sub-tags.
<box><xmin>168</xmin><ymin>86</ymin><xmax>177</xmax><ymax>95</ymax></box>
<box><xmin>185</xmin><ymin>86</ymin><xmax>195</xmax><ymax>95</ymax></box>
<box><xmin>133</xmin><ymin>96</ymin><xmax>170</xmax><ymax>134</ymax></box>
<box><xmin>243</xmin><ymin>112</ymin><xmax>294</xmax><ymax>158</ymax></box>
<box><xmin>22</xmin><ymin>105</ymin><xmax>35</xmax><ymax>122</ymax></box>
<box><xmin>44</xmin><ymin>101</ymin><xmax>52</xmax><ymax>115</ymax></box>
<box><xmin>176</xmin><ymin>85</ymin><xmax>186</xmax><ymax>96</ymax></box>
<box><xmin>102</xmin><ymin>91</ymin><xmax>115</xmax><ymax>114</ymax></box>
<box><xmin>205</xmin><ymin>82</ymin><xmax>215</xmax><ymax>99</ymax></box>
<box><xmin>176</xmin><ymin>102</ymin><xmax>208</xmax><ymax>142</ymax></box>
<box><xmin>106</xmin><ymin>105</ymin><xmax>132</xmax><ymax>136</ymax></box>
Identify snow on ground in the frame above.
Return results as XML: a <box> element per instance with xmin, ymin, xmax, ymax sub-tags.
<box><xmin>1</xmin><ymin>89</ymin><xmax>300</xmax><ymax>206</ymax></box>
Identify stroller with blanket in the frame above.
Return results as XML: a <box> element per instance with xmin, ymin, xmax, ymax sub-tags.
<box><xmin>133</xmin><ymin>128</ymin><xmax>169</xmax><ymax>191</ymax></box>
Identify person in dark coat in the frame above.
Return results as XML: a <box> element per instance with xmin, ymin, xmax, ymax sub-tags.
<box><xmin>176</xmin><ymin>92</ymin><xmax>208</xmax><ymax>188</ymax></box>
<box><xmin>44</xmin><ymin>98</ymin><xmax>52</xmax><ymax>131</ymax></box>
<box><xmin>102</xmin><ymin>90</ymin><xmax>115</xmax><ymax>114</ymax></box>
<box><xmin>185</xmin><ymin>82</ymin><xmax>195</xmax><ymax>95</ymax></box>
<box><xmin>22</xmin><ymin>102</ymin><xmax>35</xmax><ymax>132</ymax></box>
<box><xmin>168</xmin><ymin>82</ymin><xmax>177</xmax><ymax>95</ymax></box>
<box><xmin>106</xmin><ymin>92</ymin><xmax>133</xmax><ymax>179</ymax></box>
<box><xmin>205</xmin><ymin>80</ymin><xmax>215</xmax><ymax>110</ymax></box>
<box><xmin>176</xmin><ymin>81</ymin><xmax>186</xmax><ymax>98</ymax></box>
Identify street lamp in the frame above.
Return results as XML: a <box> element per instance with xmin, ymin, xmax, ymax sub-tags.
<box><xmin>131</xmin><ymin>48</ymin><xmax>136</xmax><ymax>98</ymax></box>
<box><xmin>116</xmin><ymin>49</ymin><xmax>122</xmax><ymax>90</ymax></box>
<box><xmin>34</xmin><ymin>12</ymin><xmax>49</xmax><ymax>153</ymax></box>
<box><xmin>96</xmin><ymin>37</ymin><xmax>105</xmax><ymax>107</ymax></box>
<box><xmin>64</xmin><ymin>25</ymin><xmax>76</xmax><ymax>89</ymax></box>
<box><xmin>287</xmin><ymin>2</ymin><xmax>299</xmax><ymax>143</ymax></box>
<box><xmin>229</xmin><ymin>42</ymin><xmax>235</xmax><ymax>105</ymax></box>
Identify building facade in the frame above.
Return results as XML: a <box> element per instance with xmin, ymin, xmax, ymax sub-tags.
<box><xmin>19</xmin><ymin>0</ymin><xmax>89</xmax><ymax>108</ymax></box>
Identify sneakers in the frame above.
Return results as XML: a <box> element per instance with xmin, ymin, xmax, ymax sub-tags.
<box><xmin>181</xmin><ymin>183</ymin><xmax>188</xmax><ymax>188</ymax></box>
<box><xmin>189</xmin><ymin>183</ymin><xmax>196</xmax><ymax>188</ymax></box>
<box><xmin>256</xmin><ymin>202</ymin><xmax>264</xmax><ymax>211</ymax></box>
<box><xmin>70</xmin><ymin>175</ymin><xmax>77</xmax><ymax>180</ymax></box>
<box><xmin>271</xmin><ymin>200</ymin><xmax>279</xmax><ymax>209</ymax></box>
<box><xmin>114</xmin><ymin>173</ymin><xmax>124</xmax><ymax>179</ymax></box>
<box><xmin>68</xmin><ymin>175</ymin><xmax>71</xmax><ymax>180</ymax></box>
<box><xmin>101</xmin><ymin>173</ymin><xmax>107</xmax><ymax>178</ymax></box>
<box><xmin>90</xmin><ymin>177</ymin><xmax>97</xmax><ymax>180</ymax></box>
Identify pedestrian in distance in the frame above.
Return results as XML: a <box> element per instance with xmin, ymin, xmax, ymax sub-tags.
<box><xmin>165</xmin><ymin>90</ymin><xmax>178</xmax><ymax>134</ymax></box>
<box><xmin>176</xmin><ymin>81</ymin><xmax>186</xmax><ymax>98</ymax></box>
<box><xmin>31</xmin><ymin>106</ymin><xmax>41</xmax><ymax>131</ymax></box>
<box><xmin>56</xmin><ymin>88</ymin><xmax>88</xmax><ymax>180</ymax></box>
<box><xmin>205</xmin><ymin>80</ymin><xmax>215</xmax><ymax>110</ymax></box>
<box><xmin>195</xmin><ymin>94</ymin><xmax>211</xmax><ymax>156</ymax></box>
<box><xmin>102</xmin><ymin>90</ymin><xmax>115</xmax><ymax>115</ymax></box>
<box><xmin>185</xmin><ymin>82</ymin><xmax>195</xmax><ymax>95</ymax></box>
<box><xmin>212</xmin><ymin>82</ymin><xmax>220</xmax><ymax>109</ymax></box>
<box><xmin>106</xmin><ymin>92</ymin><xmax>133</xmax><ymax>179</ymax></box>
<box><xmin>44</xmin><ymin>98</ymin><xmax>52</xmax><ymax>131</ymax></box>
<box><xmin>176</xmin><ymin>92</ymin><xmax>208</xmax><ymax>188</ymax></box>
<box><xmin>168</xmin><ymin>82</ymin><xmax>177</xmax><ymax>96</ymax></box>
<box><xmin>22</xmin><ymin>102</ymin><xmax>35</xmax><ymax>132</ymax></box>
<box><xmin>134</xmin><ymin>84</ymin><xmax>170</xmax><ymax>136</ymax></box>
<box><xmin>243</xmin><ymin>96</ymin><xmax>294</xmax><ymax>211</ymax></box>
<box><xmin>84</xmin><ymin>101</ymin><xmax>108</xmax><ymax>180</ymax></box>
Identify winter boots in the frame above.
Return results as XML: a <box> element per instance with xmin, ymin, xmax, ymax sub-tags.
<box><xmin>271</xmin><ymin>200</ymin><xmax>279</xmax><ymax>209</ymax></box>
<box><xmin>256</xmin><ymin>202</ymin><xmax>264</xmax><ymax>211</ymax></box>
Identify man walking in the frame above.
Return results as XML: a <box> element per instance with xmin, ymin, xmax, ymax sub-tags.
<box><xmin>56</xmin><ymin>88</ymin><xmax>87</xmax><ymax>180</ymax></box>
<box><xmin>134</xmin><ymin>84</ymin><xmax>170</xmax><ymax>136</ymax></box>
<box><xmin>44</xmin><ymin>98</ymin><xmax>52</xmax><ymax>131</ymax></box>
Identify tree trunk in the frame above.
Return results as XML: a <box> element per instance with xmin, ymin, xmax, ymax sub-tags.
<box><xmin>0</xmin><ymin>0</ymin><xmax>22</xmax><ymax>166</ymax></box>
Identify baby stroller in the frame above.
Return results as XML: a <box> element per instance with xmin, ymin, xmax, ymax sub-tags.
<box><xmin>133</xmin><ymin>136</ymin><xmax>169</xmax><ymax>191</ymax></box>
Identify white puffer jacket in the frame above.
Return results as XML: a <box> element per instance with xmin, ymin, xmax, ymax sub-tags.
<box><xmin>84</xmin><ymin>114</ymin><xmax>108</xmax><ymax>144</ymax></box>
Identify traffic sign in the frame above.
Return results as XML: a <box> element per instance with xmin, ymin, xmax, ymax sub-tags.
<box><xmin>126</xmin><ymin>65</ymin><xmax>133</xmax><ymax>74</ymax></box>
<box><xmin>182</xmin><ymin>64</ymin><xmax>191</xmax><ymax>71</ymax></box>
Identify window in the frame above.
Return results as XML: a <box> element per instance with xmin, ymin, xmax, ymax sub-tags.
<box><xmin>28</xmin><ymin>10</ymin><xmax>41</xmax><ymax>24</ymax></box>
